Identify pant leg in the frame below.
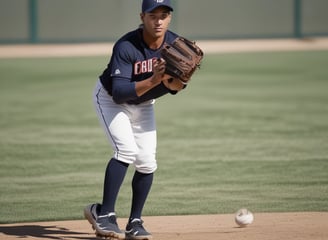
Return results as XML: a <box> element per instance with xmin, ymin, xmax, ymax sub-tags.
<box><xmin>130</xmin><ymin>101</ymin><xmax>157</xmax><ymax>174</ymax></box>
<box><xmin>93</xmin><ymin>80</ymin><xmax>138</xmax><ymax>164</ymax></box>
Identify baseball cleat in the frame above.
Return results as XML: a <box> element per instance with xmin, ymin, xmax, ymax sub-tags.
<box><xmin>84</xmin><ymin>203</ymin><xmax>101</xmax><ymax>227</ymax></box>
<box><xmin>84</xmin><ymin>203</ymin><xmax>125</xmax><ymax>239</ymax></box>
<box><xmin>125</xmin><ymin>218</ymin><xmax>152</xmax><ymax>240</ymax></box>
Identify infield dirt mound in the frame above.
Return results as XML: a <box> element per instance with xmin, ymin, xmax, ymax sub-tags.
<box><xmin>1</xmin><ymin>212</ymin><xmax>327</xmax><ymax>240</ymax></box>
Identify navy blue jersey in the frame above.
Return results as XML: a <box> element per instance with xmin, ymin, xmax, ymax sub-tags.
<box><xmin>100</xmin><ymin>28</ymin><xmax>179</xmax><ymax>104</ymax></box>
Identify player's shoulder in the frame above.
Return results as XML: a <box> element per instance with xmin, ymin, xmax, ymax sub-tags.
<box><xmin>113</xmin><ymin>29</ymin><xmax>141</xmax><ymax>52</ymax></box>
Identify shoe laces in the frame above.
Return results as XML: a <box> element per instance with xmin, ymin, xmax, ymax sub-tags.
<box><xmin>130</xmin><ymin>219</ymin><xmax>144</xmax><ymax>228</ymax></box>
<box><xmin>98</xmin><ymin>213</ymin><xmax>118</xmax><ymax>224</ymax></box>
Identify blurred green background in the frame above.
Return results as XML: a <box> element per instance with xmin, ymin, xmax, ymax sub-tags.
<box><xmin>1</xmin><ymin>0</ymin><xmax>328</xmax><ymax>43</ymax></box>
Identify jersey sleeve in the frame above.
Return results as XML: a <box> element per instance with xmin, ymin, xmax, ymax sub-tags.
<box><xmin>111</xmin><ymin>77</ymin><xmax>137</xmax><ymax>104</ymax></box>
<box><xmin>110</xmin><ymin>42</ymin><xmax>135</xmax><ymax>79</ymax></box>
<box><xmin>108</xmin><ymin>41</ymin><xmax>140</xmax><ymax>103</ymax></box>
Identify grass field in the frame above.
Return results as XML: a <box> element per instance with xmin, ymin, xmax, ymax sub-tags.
<box><xmin>0</xmin><ymin>51</ymin><xmax>327</xmax><ymax>224</ymax></box>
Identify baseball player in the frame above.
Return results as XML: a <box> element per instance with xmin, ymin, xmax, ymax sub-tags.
<box><xmin>84</xmin><ymin>0</ymin><xmax>185</xmax><ymax>239</ymax></box>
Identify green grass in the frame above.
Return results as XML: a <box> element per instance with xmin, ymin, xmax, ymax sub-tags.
<box><xmin>0</xmin><ymin>51</ymin><xmax>328</xmax><ymax>223</ymax></box>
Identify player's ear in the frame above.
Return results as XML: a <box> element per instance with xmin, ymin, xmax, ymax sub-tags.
<box><xmin>165</xmin><ymin>12</ymin><xmax>172</xmax><ymax>25</ymax></box>
<box><xmin>168</xmin><ymin>14</ymin><xmax>172</xmax><ymax>24</ymax></box>
<box><xmin>140</xmin><ymin>13</ymin><xmax>145</xmax><ymax>22</ymax></box>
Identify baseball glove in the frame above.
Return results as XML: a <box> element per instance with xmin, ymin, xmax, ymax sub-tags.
<box><xmin>161</xmin><ymin>36</ymin><xmax>204</xmax><ymax>84</ymax></box>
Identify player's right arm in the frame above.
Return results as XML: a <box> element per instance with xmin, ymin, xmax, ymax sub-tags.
<box><xmin>134</xmin><ymin>58</ymin><xmax>166</xmax><ymax>97</ymax></box>
<box><xmin>112</xmin><ymin>58</ymin><xmax>172</xmax><ymax>104</ymax></box>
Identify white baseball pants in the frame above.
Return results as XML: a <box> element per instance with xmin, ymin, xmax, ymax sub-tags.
<box><xmin>93</xmin><ymin>80</ymin><xmax>157</xmax><ymax>174</ymax></box>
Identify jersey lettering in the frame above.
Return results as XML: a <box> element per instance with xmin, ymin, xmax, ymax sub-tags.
<box><xmin>134</xmin><ymin>57</ymin><xmax>157</xmax><ymax>75</ymax></box>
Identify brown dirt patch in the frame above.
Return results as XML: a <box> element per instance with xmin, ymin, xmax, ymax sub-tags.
<box><xmin>1</xmin><ymin>212</ymin><xmax>327</xmax><ymax>240</ymax></box>
<box><xmin>1</xmin><ymin>38</ymin><xmax>328</xmax><ymax>59</ymax></box>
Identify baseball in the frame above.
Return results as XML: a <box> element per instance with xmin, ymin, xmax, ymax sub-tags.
<box><xmin>235</xmin><ymin>208</ymin><xmax>254</xmax><ymax>227</ymax></box>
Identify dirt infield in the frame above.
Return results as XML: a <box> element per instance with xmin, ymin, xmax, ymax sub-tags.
<box><xmin>1</xmin><ymin>37</ymin><xmax>328</xmax><ymax>58</ymax></box>
<box><xmin>1</xmin><ymin>212</ymin><xmax>328</xmax><ymax>240</ymax></box>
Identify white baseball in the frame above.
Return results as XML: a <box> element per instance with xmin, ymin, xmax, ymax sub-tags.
<box><xmin>235</xmin><ymin>208</ymin><xmax>254</xmax><ymax>227</ymax></box>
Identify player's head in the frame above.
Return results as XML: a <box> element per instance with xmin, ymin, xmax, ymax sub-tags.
<box><xmin>142</xmin><ymin>0</ymin><xmax>173</xmax><ymax>13</ymax></box>
<box><xmin>140</xmin><ymin>0</ymin><xmax>173</xmax><ymax>41</ymax></box>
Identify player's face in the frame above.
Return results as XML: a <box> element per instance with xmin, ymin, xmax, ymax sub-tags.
<box><xmin>141</xmin><ymin>7</ymin><xmax>172</xmax><ymax>40</ymax></box>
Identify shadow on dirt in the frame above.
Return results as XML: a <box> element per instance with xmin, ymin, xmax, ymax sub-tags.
<box><xmin>0</xmin><ymin>224</ymin><xmax>98</xmax><ymax>239</ymax></box>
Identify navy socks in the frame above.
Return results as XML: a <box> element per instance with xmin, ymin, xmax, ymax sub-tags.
<box><xmin>100</xmin><ymin>158</ymin><xmax>154</xmax><ymax>219</ymax></box>
<box><xmin>100</xmin><ymin>158</ymin><xmax>129</xmax><ymax>215</ymax></box>
<box><xmin>129</xmin><ymin>171</ymin><xmax>154</xmax><ymax>220</ymax></box>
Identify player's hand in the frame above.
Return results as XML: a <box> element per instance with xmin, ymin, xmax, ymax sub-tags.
<box><xmin>151</xmin><ymin>58</ymin><xmax>166</xmax><ymax>84</ymax></box>
<box><xmin>162</xmin><ymin>74</ymin><xmax>185</xmax><ymax>91</ymax></box>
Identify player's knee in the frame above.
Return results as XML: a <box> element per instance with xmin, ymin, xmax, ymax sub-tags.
<box><xmin>116</xmin><ymin>149</ymin><xmax>157</xmax><ymax>173</ymax></box>
<box><xmin>134</xmin><ymin>152</ymin><xmax>157</xmax><ymax>173</ymax></box>
<box><xmin>135</xmin><ymin>161</ymin><xmax>157</xmax><ymax>174</ymax></box>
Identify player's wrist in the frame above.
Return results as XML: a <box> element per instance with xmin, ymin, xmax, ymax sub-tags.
<box><xmin>150</xmin><ymin>74</ymin><xmax>163</xmax><ymax>85</ymax></box>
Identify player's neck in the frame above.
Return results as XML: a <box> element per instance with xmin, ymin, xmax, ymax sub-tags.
<box><xmin>142</xmin><ymin>32</ymin><xmax>165</xmax><ymax>50</ymax></box>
